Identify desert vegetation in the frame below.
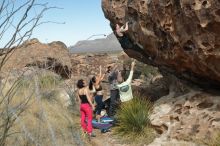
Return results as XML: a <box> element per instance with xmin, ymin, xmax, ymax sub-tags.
<box><xmin>114</xmin><ymin>97</ymin><xmax>155</xmax><ymax>145</ymax></box>
<box><xmin>0</xmin><ymin>71</ymin><xmax>86</xmax><ymax>146</ymax></box>
<box><xmin>206</xmin><ymin>132</ymin><xmax>220</xmax><ymax>146</ymax></box>
<box><xmin>0</xmin><ymin>1</ymin><xmax>85</xmax><ymax>145</ymax></box>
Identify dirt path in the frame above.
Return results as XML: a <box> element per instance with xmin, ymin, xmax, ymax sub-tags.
<box><xmin>73</xmin><ymin>115</ymin><xmax>131</xmax><ymax>146</ymax></box>
<box><xmin>88</xmin><ymin>129</ymin><xmax>131</xmax><ymax>146</ymax></box>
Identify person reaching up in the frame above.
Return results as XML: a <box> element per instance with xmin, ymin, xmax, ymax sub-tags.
<box><xmin>107</xmin><ymin>63</ymin><xmax>123</xmax><ymax>117</ymax></box>
<box><xmin>114</xmin><ymin>22</ymin><xmax>155</xmax><ymax>64</ymax></box>
<box><xmin>115</xmin><ymin>21</ymin><xmax>134</xmax><ymax>50</ymax></box>
<box><xmin>89</xmin><ymin>66</ymin><xmax>105</xmax><ymax>123</ymax></box>
<box><xmin>115</xmin><ymin>22</ymin><xmax>129</xmax><ymax>37</ymax></box>
<box><xmin>117</xmin><ymin>60</ymin><xmax>136</xmax><ymax>102</ymax></box>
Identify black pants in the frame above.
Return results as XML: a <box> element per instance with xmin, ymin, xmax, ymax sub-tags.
<box><xmin>109</xmin><ymin>89</ymin><xmax>120</xmax><ymax>117</ymax></box>
<box><xmin>118</xmin><ymin>35</ymin><xmax>133</xmax><ymax>49</ymax></box>
<box><xmin>94</xmin><ymin>95</ymin><xmax>105</xmax><ymax>115</ymax></box>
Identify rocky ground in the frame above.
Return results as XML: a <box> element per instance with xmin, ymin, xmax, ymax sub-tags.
<box><xmin>1</xmin><ymin>39</ymin><xmax>220</xmax><ymax>146</ymax></box>
<box><xmin>70</xmin><ymin>52</ymin><xmax>220</xmax><ymax>146</ymax></box>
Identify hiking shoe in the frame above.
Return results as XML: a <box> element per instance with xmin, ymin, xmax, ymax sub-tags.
<box><xmin>87</xmin><ymin>132</ymin><xmax>96</xmax><ymax>141</ymax></box>
<box><xmin>89</xmin><ymin>133</ymin><xmax>96</xmax><ymax>137</ymax></box>
<box><xmin>101</xmin><ymin>129</ymin><xmax>111</xmax><ymax>133</ymax></box>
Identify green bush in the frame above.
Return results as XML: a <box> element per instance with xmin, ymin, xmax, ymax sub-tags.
<box><xmin>114</xmin><ymin>97</ymin><xmax>155</xmax><ymax>144</ymax></box>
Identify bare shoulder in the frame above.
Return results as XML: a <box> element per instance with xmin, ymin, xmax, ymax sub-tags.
<box><xmin>78</xmin><ymin>88</ymin><xmax>86</xmax><ymax>95</ymax></box>
<box><xmin>83</xmin><ymin>87</ymin><xmax>89</xmax><ymax>94</ymax></box>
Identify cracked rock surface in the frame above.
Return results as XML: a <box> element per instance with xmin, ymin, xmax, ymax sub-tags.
<box><xmin>102</xmin><ymin>0</ymin><xmax>220</xmax><ymax>89</ymax></box>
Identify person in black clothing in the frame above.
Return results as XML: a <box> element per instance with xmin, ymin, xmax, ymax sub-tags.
<box><xmin>77</xmin><ymin>79</ymin><xmax>95</xmax><ymax>138</ymax></box>
<box><xmin>89</xmin><ymin>66</ymin><xmax>105</xmax><ymax>122</ymax></box>
<box><xmin>114</xmin><ymin>22</ymin><xmax>155</xmax><ymax>65</ymax></box>
<box><xmin>115</xmin><ymin>22</ymin><xmax>134</xmax><ymax>49</ymax></box>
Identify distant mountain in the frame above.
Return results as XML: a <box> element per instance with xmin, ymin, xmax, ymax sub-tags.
<box><xmin>69</xmin><ymin>33</ymin><xmax>122</xmax><ymax>53</ymax></box>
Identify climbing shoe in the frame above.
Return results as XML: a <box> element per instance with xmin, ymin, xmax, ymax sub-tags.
<box><xmin>101</xmin><ymin>129</ymin><xmax>111</xmax><ymax>133</ymax></box>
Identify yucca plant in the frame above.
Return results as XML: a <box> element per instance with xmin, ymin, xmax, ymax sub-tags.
<box><xmin>114</xmin><ymin>97</ymin><xmax>155</xmax><ymax>144</ymax></box>
<box><xmin>115</xmin><ymin>97</ymin><xmax>154</xmax><ymax>135</ymax></box>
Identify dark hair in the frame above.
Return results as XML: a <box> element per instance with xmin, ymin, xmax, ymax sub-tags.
<box><xmin>89</xmin><ymin>76</ymin><xmax>96</xmax><ymax>90</ymax></box>
<box><xmin>110</xmin><ymin>23</ymin><xmax>116</xmax><ymax>30</ymax></box>
<box><xmin>77</xmin><ymin>79</ymin><xmax>84</xmax><ymax>89</ymax></box>
<box><xmin>107</xmin><ymin>66</ymin><xmax>112</xmax><ymax>73</ymax></box>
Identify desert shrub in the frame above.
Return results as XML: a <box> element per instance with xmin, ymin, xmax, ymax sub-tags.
<box><xmin>207</xmin><ymin>132</ymin><xmax>220</xmax><ymax>146</ymax></box>
<box><xmin>18</xmin><ymin>76</ymin><xmax>34</xmax><ymax>89</ymax></box>
<box><xmin>39</xmin><ymin>74</ymin><xmax>62</xmax><ymax>90</ymax></box>
<box><xmin>0</xmin><ymin>72</ymin><xmax>82</xmax><ymax>146</ymax></box>
<box><xmin>114</xmin><ymin>97</ymin><xmax>155</xmax><ymax>144</ymax></box>
<box><xmin>15</xmin><ymin>73</ymin><xmax>62</xmax><ymax>101</ymax></box>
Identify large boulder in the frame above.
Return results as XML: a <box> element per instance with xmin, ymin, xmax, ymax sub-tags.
<box><xmin>102</xmin><ymin>0</ymin><xmax>220</xmax><ymax>89</ymax></box>
<box><xmin>0</xmin><ymin>39</ymin><xmax>72</xmax><ymax>78</ymax></box>
<box><xmin>149</xmin><ymin>90</ymin><xmax>220</xmax><ymax>144</ymax></box>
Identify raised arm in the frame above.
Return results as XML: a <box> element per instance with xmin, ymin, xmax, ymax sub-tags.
<box><xmin>96</xmin><ymin>65</ymin><xmax>105</xmax><ymax>84</ymax></box>
<box><xmin>131</xmin><ymin>60</ymin><xmax>135</xmax><ymax>71</ymax></box>
<box><xmin>125</xmin><ymin>61</ymin><xmax>135</xmax><ymax>84</ymax></box>
<box><xmin>120</xmin><ymin>21</ymin><xmax>128</xmax><ymax>32</ymax></box>
<box><xmin>116</xmin><ymin>22</ymin><xmax>128</xmax><ymax>37</ymax></box>
<box><xmin>100</xmin><ymin>73</ymin><xmax>105</xmax><ymax>81</ymax></box>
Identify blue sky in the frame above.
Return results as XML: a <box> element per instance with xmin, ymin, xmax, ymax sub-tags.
<box><xmin>33</xmin><ymin>0</ymin><xmax>112</xmax><ymax>46</ymax></box>
<box><xmin>1</xmin><ymin>0</ymin><xmax>112</xmax><ymax>47</ymax></box>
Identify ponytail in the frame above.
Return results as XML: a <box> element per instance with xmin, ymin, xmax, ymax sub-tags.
<box><xmin>89</xmin><ymin>76</ymin><xmax>96</xmax><ymax>90</ymax></box>
<box><xmin>89</xmin><ymin>79</ymin><xmax>93</xmax><ymax>90</ymax></box>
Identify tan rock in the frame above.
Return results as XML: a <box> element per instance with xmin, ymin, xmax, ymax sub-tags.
<box><xmin>1</xmin><ymin>39</ymin><xmax>71</xmax><ymax>78</ymax></box>
<box><xmin>149</xmin><ymin>90</ymin><xmax>220</xmax><ymax>143</ymax></box>
<box><xmin>102</xmin><ymin>0</ymin><xmax>220</xmax><ymax>89</ymax></box>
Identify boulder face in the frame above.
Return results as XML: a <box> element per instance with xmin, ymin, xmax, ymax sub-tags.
<box><xmin>150</xmin><ymin>90</ymin><xmax>220</xmax><ymax>144</ymax></box>
<box><xmin>102</xmin><ymin>0</ymin><xmax>220</xmax><ymax>89</ymax></box>
<box><xmin>1</xmin><ymin>39</ymin><xmax>72</xmax><ymax>78</ymax></box>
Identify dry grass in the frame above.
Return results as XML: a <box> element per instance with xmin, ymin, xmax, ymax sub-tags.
<box><xmin>0</xmin><ymin>71</ymin><xmax>84</xmax><ymax>146</ymax></box>
<box><xmin>206</xmin><ymin>132</ymin><xmax>220</xmax><ymax>146</ymax></box>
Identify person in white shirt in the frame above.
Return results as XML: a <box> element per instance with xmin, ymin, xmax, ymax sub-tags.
<box><xmin>117</xmin><ymin>61</ymin><xmax>135</xmax><ymax>102</ymax></box>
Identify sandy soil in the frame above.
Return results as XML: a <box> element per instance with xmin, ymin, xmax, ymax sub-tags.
<box><xmin>87</xmin><ymin>129</ymin><xmax>132</xmax><ymax>146</ymax></box>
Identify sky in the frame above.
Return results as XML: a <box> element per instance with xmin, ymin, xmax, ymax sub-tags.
<box><xmin>34</xmin><ymin>0</ymin><xmax>112</xmax><ymax>47</ymax></box>
<box><xmin>1</xmin><ymin>0</ymin><xmax>113</xmax><ymax>47</ymax></box>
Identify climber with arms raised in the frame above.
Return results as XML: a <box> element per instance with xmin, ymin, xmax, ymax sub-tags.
<box><xmin>114</xmin><ymin>21</ymin><xmax>155</xmax><ymax>64</ymax></box>
<box><xmin>115</xmin><ymin>22</ymin><xmax>134</xmax><ymax>49</ymax></box>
